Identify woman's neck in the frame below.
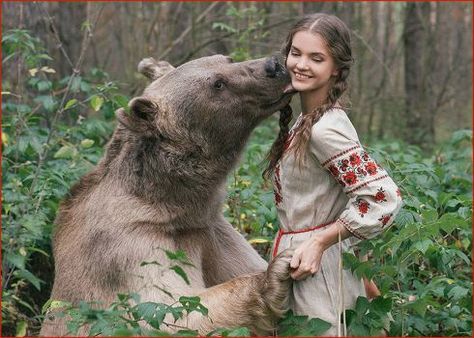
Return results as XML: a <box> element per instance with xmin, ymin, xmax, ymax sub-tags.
<box><xmin>299</xmin><ymin>88</ymin><xmax>330</xmax><ymax>115</ymax></box>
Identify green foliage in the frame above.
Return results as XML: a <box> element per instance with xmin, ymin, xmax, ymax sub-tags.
<box><xmin>344</xmin><ymin>296</ymin><xmax>392</xmax><ymax>335</ymax></box>
<box><xmin>2</xmin><ymin>29</ymin><xmax>126</xmax><ymax>336</ymax></box>
<box><xmin>341</xmin><ymin>131</ymin><xmax>472</xmax><ymax>336</ymax></box>
<box><xmin>42</xmin><ymin>292</ymin><xmax>208</xmax><ymax>336</ymax></box>
<box><xmin>278</xmin><ymin>310</ymin><xmax>332</xmax><ymax>336</ymax></box>
<box><xmin>212</xmin><ymin>4</ymin><xmax>269</xmax><ymax>61</ymax></box>
<box><xmin>224</xmin><ymin>119</ymin><xmax>280</xmax><ymax>257</ymax></box>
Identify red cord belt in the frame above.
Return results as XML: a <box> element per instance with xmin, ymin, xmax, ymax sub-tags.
<box><xmin>272</xmin><ymin>221</ymin><xmax>333</xmax><ymax>258</ymax></box>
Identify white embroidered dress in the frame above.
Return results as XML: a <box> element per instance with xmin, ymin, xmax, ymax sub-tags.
<box><xmin>272</xmin><ymin>108</ymin><xmax>402</xmax><ymax>335</ymax></box>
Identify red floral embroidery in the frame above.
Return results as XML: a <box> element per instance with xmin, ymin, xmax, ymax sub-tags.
<box><xmin>396</xmin><ymin>189</ymin><xmax>402</xmax><ymax>197</ymax></box>
<box><xmin>340</xmin><ymin>159</ymin><xmax>350</xmax><ymax>172</ymax></box>
<box><xmin>349</xmin><ymin>153</ymin><xmax>361</xmax><ymax>166</ymax></box>
<box><xmin>361</xmin><ymin>151</ymin><xmax>370</xmax><ymax>161</ymax></box>
<box><xmin>324</xmin><ymin>147</ymin><xmax>388</xmax><ymax>189</ymax></box>
<box><xmin>356</xmin><ymin>199</ymin><xmax>370</xmax><ymax>217</ymax></box>
<box><xmin>375</xmin><ymin>187</ymin><xmax>387</xmax><ymax>202</ymax></box>
<box><xmin>356</xmin><ymin>167</ymin><xmax>367</xmax><ymax>176</ymax></box>
<box><xmin>365</xmin><ymin>162</ymin><xmax>378</xmax><ymax>176</ymax></box>
<box><xmin>342</xmin><ymin>171</ymin><xmax>358</xmax><ymax>185</ymax></box>
<box><xmin>378</xmin><ymin>213</ymin><xmax>392</xmax><ymax>227</ymax></box>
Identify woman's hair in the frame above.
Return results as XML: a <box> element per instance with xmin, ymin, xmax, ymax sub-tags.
<box><xmin>263</xmin><ymin>13</ymin><xmax>353</xmax><ymax>179</ymax></box>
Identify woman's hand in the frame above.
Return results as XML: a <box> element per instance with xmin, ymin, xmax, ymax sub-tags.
<box><xmin>289</xmin><ymin>237</ymin><xmax>326</xmax><ymax>280</ymax></box>
<box><xmin>289</xmin><ymin>221</ymin><xmax>352</xmax><ymax>280</ymax></box>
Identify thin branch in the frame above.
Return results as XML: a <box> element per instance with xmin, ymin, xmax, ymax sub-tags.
<box><xmin>36</xmin><ymin>2</ymin><xmax>75</xmax><ymax>70</ymax></box>
<box><xmin>351</xmin><ymin>28</ymin><xmax>394</xmax><ymax>87</ymax></box>
<box><xmin>178</xmin><ymin>17</ymin><xmax>295</xmax><ymax>64</ymax></box>
<box><xmin>158</xmin><ymin>2</ymin><xmax>220</xmax><ymax>60</ymax></box>
<box><xmin>28</xmin><ymin>3</ymin><xmax>104</xmax><ymax>197</ymax></box>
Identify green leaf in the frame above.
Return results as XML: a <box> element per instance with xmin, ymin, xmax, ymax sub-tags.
<box><xmin>354</xmin><ymin>296</ymin><xmax>370</xmax><ymax>315</ymax></box>
<box><xmin>409</xmin><ymin>298</ymin><xmax>429</xmax><ymax>317</ymax></box>
<box><xmin>134</xmin><ymin>302</ymin><xmax>167</xmax><ymax>329</ymax></box>
<box><xmin>64</xmin><ymin>99</ymin><xmax>78</xmax><ymax>110</ymax></box>
<box><xmin>42</xmin><ymin>299</ymin><xmax>71</xmax><ymax>314</ymax></box>
<box><xmin>36</xmin><ymin>80</ymin><xmax>52</xmax><ymax>92</ymax></box>
<box><xmin>16</xmin><ymin>269</ymin><xmax>43</xmax><ymax>290</ymax></box>
<box><xmin>15</xmin><ymin>320</ymin><xmax>27</xmax><ymax>337</ymax></box>
<box><xmin>113</xmin><ymin>94</ymin><xmax>129</xmax><ymax>108</ymax></box>
<box><xmin>90</xmin><ymin>95</ymin><xmax>104</xmax><ymax>112</ymax></box>
<box><xmin>421</xmin><ymin>209</ymin><xmax>438</xmax><ymax>223</ymax></box>
<box><xmin>179</xmin><ymin>296</ymin><xmax>208</xmax><ymax>316</ymax></box>
<box><xmin>80</xmin><ymin>139</ymin><xmax>95</xmax><ymax>148</ymax></box>
<box><xmin>450</xmin><ymin>129</ymin><xmax>472</xmax><ymax>145</ymax></box>
<box><xmin>448</xmin><ymin>286</ymin><xmax>469</xmax><ymax>300</ymax></box>
<box><xmin>278</xmin><ymin>310</ymin><xmax>331</xmax><ymax>336</ymax></box>
<box><xmin>414</xmin><ymin>239</ymin><xmax>433</xmax><ymax>254</ymax></box>
<box><xmin>71</xmin><ymin>76</ymin><xmax>82</xmax><ymax>92</ymax></box>
<box><xmin>306</xmin><ymin>317</ymin><xmax>333</xmax><ymax>336</ymax></box>
<box><xmin>164</xmin><ymin>249</ymin><xmax>194</xmax><ymax>266</ymax></box>
<box><xmin>7</xmin><ymin>253</ymin><xmax>26</xmax><ymax>269</ymax></box>
<box><xmin>438</xmin><ymin>213</ymin><xmax>464</xmax><ymax>234</ymax></box>
<box><xmin>34</xmin><ymin>95</ymin><xmax>57</xmax><ymax>112</ymax></box>
<box><xmin>54</xmin><ymin>145</ymin><xmax>77</xmax><ymax>159</ymax></box>
<box><xmin>112</xmin><ymin>328</ymin><xmax>135</xmax><ymax>336</ymax></box>
<box><xmin>395</xmin><ymin>209</ymin><xmax>416</xmax><ymax>226</ymax></box>
<box><xmin>224</xmin><ymin>327</ymin><xmax>251</xmax><ymax>336</ymax></box>
<box><xmin>175</xmin><ymin>329</ymin><xmax>199</xmax><ymax>336</ymax></box>
<box><xmin>170</xmin><ymin>265</ymin><xmax>190</xmax><ymax>285</ymax></box>
<box><xmin>370</xmin><ymin>296</ymin><xmax>392</xmax><ymax>314</ymax></box>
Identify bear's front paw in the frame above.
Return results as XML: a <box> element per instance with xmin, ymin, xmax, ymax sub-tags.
<box><xmin>262</xmin><ymin>248</ymin><xmax>294</xmax><ymax>317</ymax></box>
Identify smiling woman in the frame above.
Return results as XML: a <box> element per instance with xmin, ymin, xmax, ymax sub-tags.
<box><xmin>263</xmin><ymin>13</ymin><xmax>403</xmax><ymax>336</ymax></box>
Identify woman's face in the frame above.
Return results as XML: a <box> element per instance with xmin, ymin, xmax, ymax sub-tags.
<box><xmin>286</xmin><ymin>31</ymin><xmax>338</xmax><ymax>95</ymax></box>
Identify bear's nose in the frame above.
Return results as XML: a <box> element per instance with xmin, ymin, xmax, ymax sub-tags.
<box><xmin>264</xmin><ymin>56</ymin><xmax>283</xmax><ymax>78</ymax></box>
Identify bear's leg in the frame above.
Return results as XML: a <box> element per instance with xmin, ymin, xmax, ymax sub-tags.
<box><xmin>191</xmin><ymin>249</ymin><xmax>293</xmax><ymax>335</ymax></box>
<box><xmin>202</xmin><ymin>217</ymin><xmax>268</xmax><ymax>286</ymax></box>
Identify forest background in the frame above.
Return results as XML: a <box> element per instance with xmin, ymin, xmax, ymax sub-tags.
<box><xmin>1</xmin><ymin>1</ymin><xmax>472</xmax><ymax>337</ymax></box>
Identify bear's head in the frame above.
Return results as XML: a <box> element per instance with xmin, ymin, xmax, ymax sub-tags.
<box><xmin>116</xmin><ymin>55</ymin><xmax>293</xmax><ymax>157</ymax></box>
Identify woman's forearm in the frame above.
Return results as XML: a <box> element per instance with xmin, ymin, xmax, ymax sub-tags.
<box><xmin>313</xmin><ymin>220</ymin><xmax>352</xmax><ymax>250</ymax></box>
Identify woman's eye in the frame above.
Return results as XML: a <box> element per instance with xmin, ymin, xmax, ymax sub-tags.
<box><xmin>214</xmin><ymin>80</ymin><xmax>225</xmax><ymax>89</ymax></box>
<box><xmin>290</xmin><ymin>52</ymin><xmax>300</xmax><ymax>56</ymax></box>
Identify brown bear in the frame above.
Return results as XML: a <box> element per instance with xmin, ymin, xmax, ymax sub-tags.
<box><xmin>40</xmin><ymin>55</ymin><xmax>295</xmax><ymax>336</ymax></box>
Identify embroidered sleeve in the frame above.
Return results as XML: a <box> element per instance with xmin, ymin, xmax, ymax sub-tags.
<box><xmin>310</xmin><ymin>111</ymin><xmax>403</xmax><ymax>240</ymax></box>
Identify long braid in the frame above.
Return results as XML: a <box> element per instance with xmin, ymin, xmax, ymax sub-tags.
<box><xmin>262</xmin><ymin>105</ymin><xmax>293</xmax><ymax>179</ymax></box>
<box><xmin>289</xmin><ymin>72</ymin><xmax>349</xmax><ymax>166</ymax></box>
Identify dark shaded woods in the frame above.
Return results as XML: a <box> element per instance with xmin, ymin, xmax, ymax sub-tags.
<box><xmin>2</xmin><ymin>1</ymin><xmax>472</xmax><ymax>148</ymax></box>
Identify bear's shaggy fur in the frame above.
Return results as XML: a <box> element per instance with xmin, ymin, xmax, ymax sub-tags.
<box><xmin>40</xmin><ymin>55</ymin><xmax>294</xmax><ymax>335</ymax></box>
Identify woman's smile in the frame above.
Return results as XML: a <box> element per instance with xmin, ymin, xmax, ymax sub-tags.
<box><xmin>294</xmin><ymin>72</ymin><xmax>313</xmax><ymax>80</ymax></box>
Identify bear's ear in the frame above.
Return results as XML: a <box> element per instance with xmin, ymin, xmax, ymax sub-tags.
<box><xmin>115</xmin><ymin>97</ymin><xmax>158</xmax><ymax>134</ymax></box>
<box><xmin>138</xmin><ymin>57</ymin><xmax>175</xmax><ymax>81</ymax></box>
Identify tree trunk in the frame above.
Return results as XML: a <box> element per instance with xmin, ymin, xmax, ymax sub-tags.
<box><xmin>403</xmin><ymin>2</ymin><xmax>433</xmax><ymax>148</ymax></box>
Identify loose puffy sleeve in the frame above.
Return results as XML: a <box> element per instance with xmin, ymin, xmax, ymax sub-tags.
<box><xmin>309</xmin><ymin>110</ymin><xmax>403</xmax><ymax>240</ymax></box>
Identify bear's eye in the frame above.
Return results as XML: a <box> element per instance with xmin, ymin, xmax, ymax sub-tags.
<box><xmin>213</xmin><ymin>80</ymin><xmax>225</xmax><ymax>90</ymax></box>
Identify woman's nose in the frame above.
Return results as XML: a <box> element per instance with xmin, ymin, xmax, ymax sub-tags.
<box><xmin>296</xmin><ymin>58</ymin><xmax>309</xmax><ymax>70</ymax></box>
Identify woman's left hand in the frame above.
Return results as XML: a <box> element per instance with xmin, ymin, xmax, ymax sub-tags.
<box><xmin>289</xmin><ymin>237</ymin><xmax>326</xmax><ymax>280</ymax></box>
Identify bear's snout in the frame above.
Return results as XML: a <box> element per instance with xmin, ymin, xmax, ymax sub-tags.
<box><xmin>264</xmin><ymin>55</ymin><xmax>286</xmax><ymax>78</ymax></box>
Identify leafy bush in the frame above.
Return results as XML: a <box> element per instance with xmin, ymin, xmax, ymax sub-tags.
<box><xmin>2</xmin><ymin>29</ymin><xmax>125</xmax><ymax>336</ymax></box>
